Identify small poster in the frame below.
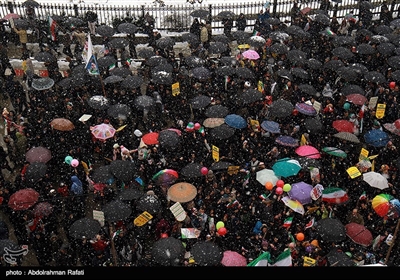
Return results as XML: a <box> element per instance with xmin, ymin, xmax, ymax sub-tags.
<box><xmin>375</xmin><ymin>103</ymin><xmax>386</xmax><ymax>119</ymax></box>
<box><xmin>93</xmin><ymin>210</ymin><xmax>105</xmax><ymax>227</ymax></box>
<box><xmin>313</xmin><ymin>101</ymin><xmax>321</xmax><ymax>113</ymax></box>
<box><xmin>347</xmin><ymin>166</ymin><xmax>361</xmax><ymax>179</ymax></box>
<box><xmin>310</xmin><ymin>184</ymin><xmax>324</xmax><ymax>200</ymax></box>
<box><xmin>171</xmin><ymin>82</ymin><xmax>180</xmax><ymax>96</ymax></box>
<box><xmin>181</xmin><ymin>228</ymin><xmax>201</xmax><ymax>239</ymax></box>
<box><xmin>169</xmin><ymin>202</ymin><xmax>186</xmax><ymax>222</ymax></box>
<box><xmin>303</xmin><ymin>256</ymin><xmax>316</xmax><ymax>266</ymax></box>
<box><xmin>79</xmin><ymin>114</ymin><xmax>92</xmax><ymax>122</ymax></box>
<box><xmin>359</xmin><ymin>148</ymin><xmax>369</xmax><ymax>161</ymax></box>
<box><xmin>212</xmin><ymin>145</ymin><xmax>219</xmax><ymax>162</ymax></box>
<box><xmin>369</xmin><ymin>96</ymin><xmax>378</xmax><ymax>110</ymax></box>
<box><xmin>227</xmin><ymin>166</ymin><xmax>240</xmax><ymax>175</ymax></box>
<box><xmin>133</xmin><ymin>211</ymin><xmax>153</xmax><ymax>227</ymax></box>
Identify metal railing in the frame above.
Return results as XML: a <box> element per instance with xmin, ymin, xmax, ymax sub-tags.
<box><xmin>0</xmin><ymin>0</ymin><xmax>398</xmax><ymax>33</ymax></box>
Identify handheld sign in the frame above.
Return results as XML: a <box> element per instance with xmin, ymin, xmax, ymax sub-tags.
<box><xmin>93</xmin><ymin>210</ymin><xmax>105</xmax><ymax>227</ymax></box>
<box><xmin>134</xmin><ymin>211</ymin><xmax>153</xmax><ymax>227</ymax></box>
<box><xmin>375</xmin><ymin>103</ymin><xmax>386</xmax><ymax>119</ymax></box>
<box><xmin>212</xmin><ymin>145</ymin><xmax>220</xmax><ymax>162</ymax></box>
<box><xmin>169</xmin><ymin>202</ymin><xmax>186</xmax><ymax>222</ymax></box>
<box><xmin>346</xmin><ymin>166</ymin><xmax>361</xmax><ymax>179</ymax></box>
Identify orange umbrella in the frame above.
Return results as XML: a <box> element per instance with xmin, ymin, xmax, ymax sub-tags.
<box><xmin>167</xmin><ymin>182</ymin><xmax>197</xmax><ymax>203</ymax></box>
<box><xmin>50</xmin><ymin>118</ymin><xmax>75</xmax><ymax>131</ymax></box>
<box><xmin>142</xmin><ymin>132</ymin><xmax>159</xmax><ymax>145</ymax></box>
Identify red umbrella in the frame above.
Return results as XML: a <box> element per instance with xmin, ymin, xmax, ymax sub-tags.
<box><xmin>345</xmin><ymin>223</ymin><xmax>373</xmax><ymax>247</ymax></box>
<box><xmin>25</xmin><ymin>146</ymin><xmax>52</xmax><ymax>163</ymax></box>
<box><xmin>332</xmin><ymin>120</ymin><xmax>355</xmax><ymax>133</ymax></box>
<box><xmin>221</xmin><ymin>250</ymin><xmax>247</xmax><ymax>266</ymax></box>
<box><xmin>8</xmin><ymin>188</ymin><xmax>39</xmax><ymax>211</ymax></box>
<box><xmin>142</xmin><ymin>132</ymin><xmax>159</xmax><ymax>145</ymax></box>
<box><xmin>346</xmin><ymin>93</ymin><xmax>367</xmax><ymax>106</ymax></box>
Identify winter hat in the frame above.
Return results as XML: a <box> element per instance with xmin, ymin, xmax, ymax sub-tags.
<box><xmin>244</xmin><ymin>81</ymin><xmax>251</xmax><ymax>87</ymax></box>
<box><xmin>134</xmin><ymin>129</ymin><xmax>143</xmax><ymax>137</ymax></box>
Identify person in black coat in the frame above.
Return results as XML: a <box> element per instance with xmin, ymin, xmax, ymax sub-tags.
<box><xmin>236</xmin><ymin>13</ymin><xmax>247</xmax><ymax>31</ymax></box>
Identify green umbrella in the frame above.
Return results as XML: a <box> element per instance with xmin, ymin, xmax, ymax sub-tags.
<box><xmin>322</xmin><ymin>147</ymin><xmax>347</xmax><ymax>158</ymax></box>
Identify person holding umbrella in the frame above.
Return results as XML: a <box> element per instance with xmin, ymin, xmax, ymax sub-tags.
<box><xmin>12</xmin><ymin>25</ymin><xmax>28</xmax><ymax>53</ymax></box>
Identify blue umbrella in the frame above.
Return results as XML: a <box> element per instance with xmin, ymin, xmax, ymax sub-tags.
<box><xmin>275</xmin><ymin>135</ymin><xmax>299</xmax><ymax>147</ymax></box>
<box><xmin>364</xmin><ymin>129</ymin><xmax>390</xmax><ymax>147</ymax></box>
<box><xmin>272</xmin><ymin>158</ymin><xmax>302</xmax><ymax>178</ymax></box>
<box><xmin>224</xmin><ymin>114</ymin><xmax>247</xmax><ymax>129</ymax></box>
<box><xmin>261</xmin><ymin>120</ymin><xmax>281</xmax><ymax>134</ymax></box>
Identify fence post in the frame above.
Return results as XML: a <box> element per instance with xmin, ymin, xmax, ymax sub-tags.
<box><xmin>272</xmin><ymin>0</ymin><xmax>277</xmax><ymax>17</ymax></box>
<box><xmin>73</xmin><ymin>4</ymin><xmax>79</xmax><ymax>17</ymax></box>
<box><xmin>141</xmin><ymin>5</ymin><xmax>145</xmax><ymax>18</ymax></box>
<box><xmin>208</xmin><ymin>4</ymin><xmax>212</xmax><ymax>23</ymax></box>
<box><xmin>7</xmin><ymin>1</ymin><xmax>13</xmax><ymax>13</ymax></box>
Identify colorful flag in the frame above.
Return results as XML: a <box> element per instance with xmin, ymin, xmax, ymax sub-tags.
<box><xmin>305</xmin><ymin>217</ymin><xmax>315</xmax><ymax>230</ymax></box>
<box><xmin>272</xmin><ymin>249</ymin><xmax>292</xmax><ymax>266</ymax></box>
<box><xmin>247</xmin><ymin>251</ymin><xmax>271</xmax><ymax>266</ymax></box>
<box><xmin>85</xmin><ymin>34</ymin><xmax>100</xmax><ymax>75</ymax></box>
<box><xmin>325</xmin><ymin>27</ymin><xmax>335</xmax><ymax>36</ymax></box>
<box><xmin>283</xmin><ymin>217</ymin><xmax>293</xmax><ymax>228</ymax></box>
<box><xmin>198</xmin><ymin>126</ymin><xmax>205</xmax><ymax>136</ymax></box>
<box><xmin>227</xmin><ymin>199</ymin><xmax>240</xmax><ymax>208</ymax></box>
<box><xmin>359</xmin><ymin>191</ymin><xmax>367</xmax><ymax>201</ymax></box>
<box><xmin>125</xmin><ymin>58</ymin><xmax>133</xmax><ymax>66</ymax></box>
<box><xmin>259</xmin><ymin>193</ymin><xmax>269</xmax><ymax>200</ymax></box>
<box><xmin>48</xmin><ymin>16</ymin><xmax>57</xmax><ymax>41</ymax></box>
<box><xmin>108</xmin><ymin>63</ymin><xmax>116</xmax><ymax>71</ymax></box>
<box><xmin>322</xmin><ymin>187</ymin><xmax>349</xmax><ymax>204</ymax></box>
<box><xmin>242</xmin><ymin>171</ymin><xmax>251</xmax><ymax>187</ymax></box>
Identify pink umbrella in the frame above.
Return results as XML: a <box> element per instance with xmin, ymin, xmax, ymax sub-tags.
<box><xmin>90</xmin><ymin>123</ymin><xmax>116</xmax><ymax>140</ymax></box>
<box><xmin>242</xmin><ymin>49</ymin><xmax>260</xmax><ymax>60</ymax></box>
<box><xmin>295</xmin><ymin>145</ymin><xmax>321</xmax><ymax>159</ymax></box>
<box><xmin>221</xmin><ymin>250</ymin><xmax>247</xmax><ymax>266</ymax></box>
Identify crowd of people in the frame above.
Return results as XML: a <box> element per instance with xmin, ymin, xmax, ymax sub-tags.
<box><xmin>1</xmin><ymin>0</ymin><xmax>400</xmax><ymax>268</ymax></box>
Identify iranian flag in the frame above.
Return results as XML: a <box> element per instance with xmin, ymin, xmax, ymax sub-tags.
<box><xmin>322</xmin><ymin>187</ymin><xmax>349</xmax><ymax>204</ymax></box>
<box><xmin>283</xmin><ymin>217</ymin><xmax>293</xmax><ymax>228</ymax></box>
<box><xmin>305</xmin><ymin>217</ymin><xmax>315</xmax><ymax>230</ymax></box>
<box><xmin>359</xmin><ymin>191</ymin><xmax>367</xmax><ymax>201</ymax></box>
<box><xmin>247</xmin><ymin>251</ymin><xmax>271</xmax><ymax>266</ymax></box>
<box><xmin>48</xmin><ymin>16</ymin><xmax>57</xmax><ymax>41</ymax></box>
<box><xmin>272</xmin><ymin>249</ymin><xmax>292</xmax><ymax>266</ymax></box>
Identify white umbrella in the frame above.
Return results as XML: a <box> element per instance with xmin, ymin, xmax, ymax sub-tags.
<box><xmin>256</xmin><ymin>169</ymin><xmax>280</xmax><ymax>187</ymax></box>
<box><xmin>362</xmin><ymin>171</ymin><xmax>389</xmax><ymax>190</ymax></box>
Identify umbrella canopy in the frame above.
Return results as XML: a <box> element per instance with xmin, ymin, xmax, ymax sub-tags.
<box><xmin>151</xmin><ymin>237</ymin><xmax>186</xmax><ymax>266</ymax></box>
<box><xmin>90</xmin><ymin>123</ymin><xmax>116</xmax><ymax>140</ymax></box>
<box><xmin>306</xmin><ymin>58</ymin><xmax>323</xmax><ymax>70</ymax></box>
<box><xmin>332</xmin><ymin>46</ymin><xmax>354</xmax><ymax>60</ymax></box>
<box><xmin>288</xmin><ymin>181</ymin><xmax>313</xmax><ymax>205</ymax></box>
<box><xmin>109</xmin><ymin>160</ymin><xmax>136</xmax><ymax>183</ymax></box>
<box><xmin>207</xmin><ymin>42</ymin><xmax>227</xmax><ymax>54</ymax></box>
<box><xmin>107</xmin><ymin>103</ymin><xmax>131</xmax><ymax>119</ymax></box>
<box><xmin>25</xmin><ymin>162</ymin><xmax>47</xmax><ymax>183</ymax></box>
<box><xmin>13</xmin><ymin>19</ymin><xmax>29</xmax><ymax>29</ymax></box>
<box><xmin>146</xmin><ymin>55</ymin><xmax>168</xmax><ymax>67</ymax></box>
<box><xmin>276</xmin><ymin>135</ymin><xmax>299</xmax><ymax>147</ymax></box>
<box><xmin>2</xmin><ymin>13</ymin><xmax>20</xmax><ymax>20</ymax></box>
<box><xmin>32</xmin><ymin>202</ymin><xmax>53</xmax><ymax>218</ymax></box>
<box><xmin>281</xmin><ymin>196</ymin><xmax>305</xmax><ymax>215</ymax></box>
<box><xmin>377</xmin><ymin>42</ymin><xmax>395</xmax><ymax>56</ymax></box>
<box><xmin>191</xmin><ymin>67</ymin><xmax>211</xmax><ymax>81</ymax></box>
<box><xmin>121</xmin><ymin>75</ymin><xmax>143</xmax><ymax>89</ymax></box>
<box><xmin>261</xmin><ymin>120</ymin><xmax>280</xmax><ymax>134</ymax></box>
<box><xmin>97</xmin><ymin>56</ymin><xmax>117</xmax><ymax>70</ymax></box>
<box><xmin>203</xmin><ymin>118</ymin><xmax>225</xmax><ymax>128</ymax></box>
<box><xmin>298</xmin><ymin>84</ymin><xmax>317</xmax><ymax>96</ymax></box>
<box><xmin>316</xmin><ymin>218</ymin><xmax>346</xmax><ymax>243</ymax></box>
<box><xmin>117</xmin><ymin>187</ymin><xmax>144</xmax><ymax>201</ymax></box>
<box><xmin>270</xmin><ymin>43</ymin><xmax>288</xmax><ymax>55</ymax></box>
<box><xmin>96</xmin><ymin>25</ymin><xmax>115</xmax><ymax>37</ymax></box>
<box><xmin>304</xmin><ymin>117</ymin><xmax>323</xmax><ymax>134</ymax></box>
<box><xmin>25</xmin><ymin>146</ymin><xmax>51</xmax><ymax>164</ymax></box>
<box><xmin>185</xmin><ymin>56</ymin><xmax>205</xmax><ymax>68</ymax></box>
<box><xmin>341</xmin><ymin>84</ymin><xmax>365</xmax><ymax>96</ymax></box>
<box><xmin>269</xmin><ymin>99</ymin><xmax>294</xmax><ymax>118</ymax></box>
<box><xmin>190</xmin><ymin>9</ymin><xmax>210</xmax><ymax>19</ymax></box>
<box><xmin>287</xmin><ymin>49</ymin><xmax>308</xmax><ymax>64</ymax></box>
<box><xmin>232</xmin><ymin>30</ymin><xmax>252</xmax><ymax>42</ymax></box>
<box><xmin>327</xmin><ymin>249</ymin><xmax>356</xmax><ymax>266</ymax></box>
<box><xmin>32</xmin><ymin>77</ymin><xmax>54</xmax><ymax>91</ymax></box>
<box><xmin>63</xmin><ymin>17</ymin><xmax>85</xmax><ymax>28</ymax></box>
<box><xmin>167</xmin><ymin>182</ymin><xmax>197</xmax><ymax>203</ymax></box>
<box><xmin>248</xmin><ymin>35</ymin><xmax>266</xmax><ymax>48</ymax></box>
<box><xmin>102</xmin><ymin>200</ymin><xmax>132</xmax><ymax>222</ymax></box>
<box><xmin>50</xmin><ymin>118</ymin><xmax>75</xmax><ymax>131</ymax></box>
<box><xmin>181</xmin><ymin>162</ymin><xmax>203</xmax><ymax>178</ymax></box>
<box><xmin>364</xmin><ymin>129</ymin><xmax>390</xmax><ymax>147</ymax></box>
<box><xmin>117</xmin><ymin>22</ymin><xmax>138</xmax><ymax>34</ymax></box>
<box><xmin>322</xmin><ymin>146</ymin><xmax>347</xmax><ymax>158</ymax></box>
<box><xmin>256</xmin><ymin>169</ymin><xmax>280</xmax><ymax>187</ymax></box>
<box><xmin>152</xmin><ymin>70</ymin><xmax>173</xmax><ymax>85</ymax></box>
<box><xmin>88</xmin><ymin>95</ymin><xmax>110</xmax><ymax>110</ymax></box>
<box><xmin>295</xmin><ymin>145</ymin><xmax>320</xmax><ymax>159</ymax></box>
<box><xmin>242</xmin><ymin>49</ymin><xmax>260</xmax><ymax>60</ymax></box>
<box><xmin>356</xmin><ymin>43</ymin><xmax>376</xmax><ymax>55</ymax></box>
<box><xmin>142</xmin><ymin>132</ymin><xmax>159</xmax><ymax>145</ymax></box>
<box><xmin>295</xmin><ymin>102</ymin><xmax>317</xmax><ymax>116</ymax></box>
<box><xmin>156</xmin><ymin>37</ymin><xmax>175</xmax><ymax>49</ymax></box>
<box><xmin>152</xmin><ymin>169</ymin><xmax>179</xmax><ymax>186</ymax></box>
<box><xmin>238</xmin><ymin>88</ymin><xmax>263</xmax><ymax>104</ymax></box>
<box><xmin>110</xmin><ymin>67</ymin><xmax>132</xmax><ymax>78</ymax></box>
<box><xmin>8</xmin><ymin>188</ymin><xmax>39</xmax><ymax>211</ymax></box>
<box><xmin>224</xmin><ymin>114</ymin><xmax>247</xmax><ymax>129</ymax></box>
<box><xmin>134</xmin><ymin>95</ymin><xmax>155</xmax><ymax>110</ymax></box>
<box><xmin>221</xmin><ymin>250</ymin><xmax>247</xmax><ymax>267</ymax></box>
<box><xmin>333</xmin><ymin>132</ymin><xmax>360</xmax><ymax>143</ymax></box>
<box><xmin>210</xmin><ymin>161</ymin><xmax>233</xmax><ymax>171</ymax></box>
<box><xmin>363</xmin><ymin>171</ymin><xmax>389</xmax><ymax>190</ymax></box>
<box><xmin>158</xmin><ymin>130</ymin><xmax>181</xmax><ymax>150</ymax></box>
<box><xmin>191</xmin><ymin>241</ymin><xmax>223</xmax><ymax>266</ymax></box>
<box><xmin>34</xmin><ymin>51</ymin><xmax>57</xmax><ymax>62</ymax></box>
<box><xmin>324</xmin><ymin>60</ymin><xmax>344</xmax><ymax>71</ymax></box>
<box><xmin>217</xmin><ymin>10</ymin><xmax>235</xmax><ymax>19</ymax></box>
<box><xmin>345</xmin><ymin>223</ymin><xmax>373</xmax><ymax>247</ymax></box>
<box><xmin>272</xmin><ymin>158</ymin><xmax>301</xmax><ymax>178</ymax></box>
<box><xmin>92</xmin><ymin>165</ymin><xmax>114</xmax><ymax>184</ymax></box>
<box><xmin>291</xmin><ymin>67</ymin><xmax>310</xmax><ymax>80</ymax></box>
<box><xmin>109</xmin><ymin>37</ymin><xmax>129</xmax><ymax>49</ymax></box>
<box><xmin>213</xmin><ymin>34</ymin><xmax>231</xmax><ymax>44</ymax></box>
<box><xmin>189</xmin><ymin>95</ymin><xmax>212</xmax><ymax>109</ymax></box>
<box><xmin>346</xmin><ymin>93</ymin><xmax>367</xmax><ymax>106</ymax></box>
<box><xmin>69</xmin><ymin>217</ymin><xmax>101</xmax><ymax>240</ymax></box>
<box><xmin>210</xmin><ymin>124</ymin><xmax>235</xmax><ymax>140</ymax></box>
<box><xmin>103</xmin><ymin>75</ymin><xmax>124</xmax><ymax>85</ymax></box>
<box><xmin>205</xmin><ymin>105</ymin><xmax>229</xmax><ymax>118</ymax></box>
<box><xmin>364</xmin><ymin>71</ymin><xmax>386</xmax><ymax>84</ymax></box>
<box><xmin>383</xmin><ymin>122</ymin><xmax>400</xmax><ymax>136</ymax></box>
<box><xmin>336</xmin><ymin>66</ymin><xmax>359</xmax><ymax>82</ymax></box>
<box><xmin>372</xmin><ymin>193</ymin><xmax>394</xmax><ymax>217</ymax></box>
<box><xmin>181</xmin><ymin>33</ymin><xmax>200</xmax><ymax>45</ymax></box>
<box><xmin>136</xmin><ymin>194</ymin><xmax>162</xmax><ymax>215</ymax></box>
<box><xmin>234</xmin><ymin>67</ymin><xmax>255</xmax><ymax>79</ymax></box>
<box><xmin>332</xmin><ymin>120</ymin><xmax>355</xmax><ymax>133</ymax></box>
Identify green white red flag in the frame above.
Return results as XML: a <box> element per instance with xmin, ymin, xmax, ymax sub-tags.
<box><xmin>272</xmin><ymin>249</ymin><xmax>292</xmax><ymax>266</ymax></box>
<box><xmin>283</xmin><ymin>216</ymin><xmax>293</xmax><ymax>228</ymax></box>
<box><xmin>322</xmin><ymin>187</ymin><xmax>349</xmax><ymax>204</ymax></box>
<box><xmin>48</xmin><ymin>16</ymin><xmax>57</xmax><ymax>41</ymax></box>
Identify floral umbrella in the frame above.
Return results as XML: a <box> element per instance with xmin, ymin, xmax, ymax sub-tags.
<box><xmin>90</xmin><ymin>123</ymin><xmax>116</xmax><ymax>140</ymax></box>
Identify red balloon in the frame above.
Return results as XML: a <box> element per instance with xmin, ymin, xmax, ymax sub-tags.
<box><xmin>275</xmin><ymin>187</ymin><xmax>283</xmax><ymax>195</ymax></box>
<box><xmin>265</xmin><ymin>182</ymin><xmax>273</xmax><ymax>190</ymax></box>
<box><xmin>395</xmin><ymin>119</ymin><xmax>400</xmax><ymax>129</ymax></box>
<box><xmin>160</xmin><ymin>233</ymin><xmax>168</xmax><ymax>238</ymax></box>
<box><xmin>201</xmin><ymin>167</ymin><xmax>209</xmax><ymax>175</ymax></box>
<box><xmin>217</xmin><ymin>227</ymin><xmax>227</xmax><ymax>236</ymax></box>
<box><xmin>390</xmin><ymin>81</ymin><xmax>396</xmax><ymax>89</ymax></box>
<box><xmin>194</xmin><ymin>123</ymin><xmax>201</xmax><ymax>130</ymax></box>
<box><xmin>296</xmin><ymin>232</ymin><xmax>305</xmax><ymax>241</ymax></box>
<box><xmin>276</xmin><ymin>180</ymin><xmax>284</xmax><ymax>188</ymax></box>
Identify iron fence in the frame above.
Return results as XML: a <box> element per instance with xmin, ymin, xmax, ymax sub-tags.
<box><xmin>0</xmin><ymin>0</ymin><xmax>399</xmax><ymax>33</ymax></box>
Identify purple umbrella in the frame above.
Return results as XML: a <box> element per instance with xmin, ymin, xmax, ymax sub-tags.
<box><xmin>275</xmin><ymin>135</ymin><xmax>299</xmax><ymax>147</ymax></box>
<box><xmin>288</xmin><ymin>181</ymin><xmax>313</xmax><ymax>205</ymax></box>
<box><xmin>295</xmin><ymin>102</ymin><xmax>317</xmax><ymax>116</ymax></box>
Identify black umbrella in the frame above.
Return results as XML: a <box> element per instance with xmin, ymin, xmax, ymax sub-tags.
<box><xmin>181</xmin><ymin>162</ymin><xmax>203</xmax><ymax>178</ymax></box>
<box><xmin>287</xmin><ymin>49</ymin><xmax>307</xmax><ymax>64</ymax></box>
<box><xmin>213</xmin><ymin>34</ymin><xmax>231</xmax><ymax>44</ymax></box>
<box><xmin>22</xmin><ymin>0</ymin><xmax>40</xmax><ymax>7</ymax></box>
<box><xmin>0</xmin><ymin>220</ymin><xmax>9</xmax><ymax>239</ymax></box>
<box><xmin>32</xmin><ymin>77</ymin><xmax>54</xmax><ymax>91</ymax></box>
<box><xmin>239</xmin><ymin>88</ymin><xmax>263</xmax><ymax>104</ymax></box>
<box><xmin>136</xmin><ymin>194</ymin><xmax>162</xmax><ymax>215</ymax></box>
<box><xmin>232</xmin><ymin>30</ymin><xmax>251</xmax><ymax>42</ymax></box>
<box><xmin>117</xmin><ymin>22</ymin><xmax>138</xmax><ymax>34</ymax></box>
<box><xmin>156</xmin><ymin>37</ymin><xmax>175</xmax><ymax>49</ymax></box>
<box><xmin>134</xmin><ymin>95</ymin><xmax>155</xmax><ymax>110</ymax></box>
<box><xmin>64</xmin><ymin>17</ymin><xmax>85</xmax><ymax>28</ymax></box>
<box><xmin>314</xmin><ymin>13</ymin><xmax>330</xmax><ymax>25</ymax></box>
<box><xmin>146</xmin><ymin>56</ymin><xmax>168</xmax><ymax>67</ymax></box>
<box><xmin>137</xmin><ymin>48</ymin><xmax>155</xmax><ymax>59</ymax></box>
<box><xmin>151</xmin><ymin>237</ymin><xmax>186</xmax><ymax>266</ymax></box>
<box><xmin>209</xmin><ymin>124</ymin><xmax>235</xmax><ymax>140</ymax></box>
<box><xmin>69</xmin><ymin>217</ymin><xmax>101</xmax><ymax>240</ymax></box>
<box><xmin>327</xmin><ymin>249</ymin><xmax>356</xmax><ymax>267</ymax></box>
<box><xmin>370</xmin><ymin>35</ymin><xmax>389</xmax><ymax>44</ymax></box>
<box><xmin>185</xmin><ymin>56</ymin><xmax>205</xmax><ymax>68</ymax></box>
<box><xmin>88</xmin><ymin>95</ymin><xmax>110</xmax><ymax>110</ymax></box>
<box><xmin>158</xmin><ymin>130</ymin><xmax>180</xmax><ymax>150</ymax></box>
<box><xmin>364</xmin><ymin>71</ymin><xmax>386</xmax><ymax>83</ymax></box>
<box><xmin>190</xmin><ymin>241</ymin><xmax>223</xmax><ymax>266</ymax></box>
<box><xmin>286</xmin><ymin>25</ymin><xmax>308</xmax><ymax>38</ymax></box>
<box><xmin>110</xmin><ymin>67</ymin><xmax>132</xmax><ymax>78</ymax></box>
<box><xmin>377</xmin><ymin>42</ymin><xmax>395</xmax><ymax>56</ymax></box>
<box><xmin>215</xmin><ymin>65</ymin><xmax>235</xmax><ymax>76</ymax></box>
<box><xmin>276</xmin><ymin>69</ymin><xmax>293</xmax><ymax>81</ymax></box>
<box><xmin>217</xmin><ymin>10</ymin><xmax>235</xmax><ymax>19</ymax></box>
<box><xmin>190</xmin><ymin>9</ymin><xmax>210</xmax><ymax>19</ymax></box>
<box><xmin>121</xmin><ymin>75</ymin><xmax>143</xmax><ymax>89</ymax></box>
<box><xmin>219</xmin><ymin>56</ymin><xmax>237</xmax><ymax>66</ymax></box>
<box><xmin>13</xmin><ymin>18</ymin><xmax>29</xmax><ymax>29</ymax></box>
<box><xmin>97</xmin><ymin>56</ymin><xmax>117</xmax><ymax>70</ymax></box>
<box><xmin>374</xmin><ymin>25</ymin><xmax>392</xmax><ymax>35</ymax></box>
<box><xmin>269</xmin><ymin>99</ymin><xmax>294</xmax><ymax>118</ymax></box>
<box><xmin>391</xmin><ymin>18</ymin><xmax>400</xmax><ymax>28</ymax></box>
<box><xmin>316</xmin><ymin>218</ymin><xmax>346</xmax><ymax>243</ymax></box>
<box><xmin>92</xmin><ymin>165</ymin><xmax>114</xmax><ymax>183</ymax></box>
<box><xmin>102</xmin><ymin>200</ymin><xmax>132</xmax><ymax>222</ymax></box>
<box><xmin>191</xmin><ymin>66</ymin><xmax>211</xmax><ymax>80</ymax></box>
<box><xmin>181</xmin><ymin>33</ymin><xmax>200</xmax><ymax>45</ymax></box>
<box><xmin>304</xmin><ymin>117</ymin><xmax>323</xmax><ymax>134</ymax></box>
<box><xmin>270</xmin><ymin>43</ymin><xmax>288</xmax><ymax>54</ymax></box>
<box><xmin>269</xmin><ymin>31</ymin><xmax>290</xmax><ymax>42</ymax></box>
<box><xmin>356</xmin><ymin>43</ymin><xmax>376</xmax><ymax>55</ymax></box>
<box><xmin>109</xmin><ymin>37</ymin><xmax>129</xmax><ymax>49</ymax></box>
<box><xmin>107</xmin><ymin>103</ymin><xmax>131</xmax><ymax>119</ymax></box>
<box><xmin>387</xmin><ymin>55</ymin><xmax>400</xmax><ymax>69</ymax></box>
<box><xmin>247</xmin><ymin>35</ymin><xmax>266</xmax><ymax>49</ymax></box>
<box><xmin>390</xmin><ymin>69</ymin><xmax>400</xmax><ymax>82</ymax></box>
<box><xmin>324</xmin><ymin>60</ymin><xmax>344</xmax><ymax>71</ymax></box>
<box><xmin>332</xmin><ymin>46</ymin><xmax>354</xmax><ymax>60</ymax></box>
<box><xmin>210</xmin><ymin>161</ymin><xmax>233</xmax><ymax>171</ymax></box>
<box><xmin>152</xmin><ymin>70</ymin><xmax>173</xmax><ymax>85</ymax></box>
<box><xmin>266</xmin><ymin>17</ymin><xmax>281</xmax><ymax>26</ymax></box>
<box><xmin>25</xmin><ymin>162</ymin><xmax>47</xmax><ymax>183</ymax></box>
<box><xmin>348</xmin><ymin>63</ymin><xmax>369</xmax><ymax>76</ymax></box>
<box><xmin>117</xmin><ymin>187</ymin><xmax>144</xmax><ymax>201</ymax></box>
<box><xmin>336</xmin><ymin>66</ymin><xmax>359</xmax><ymax>82</ymax></box>
<box><xmin>189</xmin><ymin>95</ymin><xmax>212</xmax><ymax>109</ymax></box>
<box><xmin>205</xmin><ymin>105</ymin><xmax>229</xmax><ymax>118</ymax></box>
<box><xmin>207</xmin><ymin>42</ymin><xmax>227</xmax><ymax>54</ymax></box>
<box><xmin>109</xmin><ymin>160</ymin><xmax>136</xmax><ymax>183</ymax></box>
<box><xmin>152</xmin><ymin>63</ymin><xmax>173</xmax><ymax>73</ymax></box>
<box><xmin>234</xmin><ymin>67</ymin><xmax>254</xmax><ymax>79</ymax></box>
<box><xmin>298</xmin><ymin>84</ymin><xmax>317</xmax><ymax>96</ymax></box>
<box><xmin>57</xmin><ymin>77</ymin><xmax>74</xmax><ymax>89</ymax></box>
<box><xmin>291</xmin><ymin>68</ymin><xmax>310</xmax><ymax>80</ymax></box>
<box><xmin>34</xmin><ymin>51</ymin><xmax>57</xmax><ymax>62</ymax></box>
<box><xmin>341</xmin><ymin>84</ymin><xmax>365</xmax><ymax>96</ymax></box>
<box><xmin>332</xmin><ymin>35</ymin><xmax>356</xmax><ymax>47</ymax></box>
<box><xmin>103</xmin><ymin>75</ymin><xmax>124</xmax><ymax>85</ymax></box>
<box><xmin>0</xmin><ymin>239</ymin><xmax>21</xmax><ymax>256</ymax></box>
<box><xmin>96</xmin><ymin>25</ymin><xmax>115</xmax><ymax>37</ymax></box>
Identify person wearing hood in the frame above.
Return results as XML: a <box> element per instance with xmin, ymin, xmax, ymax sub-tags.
<box><xmin>70</xmin><ymin>175</ymin><xmax>83</xmax><ymax>196</ymax></box>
